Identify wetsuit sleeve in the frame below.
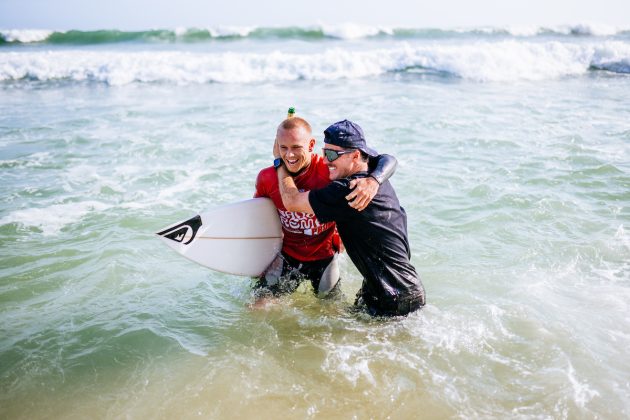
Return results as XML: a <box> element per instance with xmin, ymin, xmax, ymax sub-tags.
<box><xmin>308</xmin><ymin>180</ymin><xmax>353</xmax><ymax>224</ymax></box>
<box><xmin>368</xmin><ymin>154</ymin><xmax>397</xmax><ymax>185</ymax></box>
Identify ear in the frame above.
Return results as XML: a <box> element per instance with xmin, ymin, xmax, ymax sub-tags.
<box><xmin>308</xmin><ymin>138</ymin><xmax>316</xmax><ymax>152</ymax></box>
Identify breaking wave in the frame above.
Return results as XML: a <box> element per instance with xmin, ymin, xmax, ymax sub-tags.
<box><xmin>1</xmin><ymin>40</ymin><xmax>629</xmax><ymax>85</ymax></box>
<box><xmin>1</xmin><ymin>23</ymin><xmax>629</xmax><ymax>44</ymax></box>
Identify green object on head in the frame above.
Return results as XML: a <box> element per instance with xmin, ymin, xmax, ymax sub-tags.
<box><xmin>287</xmin><ymin>107</ymin><xmax>296</xmax><ymax>116</ymax></box>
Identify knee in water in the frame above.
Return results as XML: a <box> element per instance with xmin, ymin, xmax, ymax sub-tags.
<box><xmin>317</xmin><ymin>253</ymin><xmax>341</xmax><ymax>298</ymax></box>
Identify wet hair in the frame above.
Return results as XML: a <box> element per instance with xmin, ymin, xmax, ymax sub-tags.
<box><xmin>278</xmin><ymin>116</ymin><xmax>312</xmax><ymax>133</ymax></box>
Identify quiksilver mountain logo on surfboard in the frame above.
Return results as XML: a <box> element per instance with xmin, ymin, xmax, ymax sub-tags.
<box><xmin>156</xmin><ymin>215</ymin><xmax>202</xmax><ymax>245</ymax></box>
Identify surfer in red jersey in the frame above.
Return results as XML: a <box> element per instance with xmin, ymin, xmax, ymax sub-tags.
<box><xmin>253</xmin><ymin>115</ymin><xmax>397</xmax><ymax>302</ymax></box>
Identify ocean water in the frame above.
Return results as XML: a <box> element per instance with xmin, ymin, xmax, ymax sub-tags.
<box><xmin>1</xmin><ymin>24</ymin><xmax>629</xmax><ymax>419</ymax></box>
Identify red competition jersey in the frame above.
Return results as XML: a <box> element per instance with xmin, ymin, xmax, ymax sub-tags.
<box><xmin>255</xmin><ymin>154</ymin><xmax>337</xmax><ymax>262</ymax></box>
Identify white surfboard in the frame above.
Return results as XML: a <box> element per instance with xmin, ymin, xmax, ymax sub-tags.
<box><xmin>156</xmin><ymin>198</ymin><xmax>283</xmax><ymax>276</ymax></box>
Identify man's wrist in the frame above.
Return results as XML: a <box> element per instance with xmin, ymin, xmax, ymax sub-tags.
<box><xmin>273</xmin><ymin>158</ymin><xmax>283</xmax><ymax>170</ymax></box>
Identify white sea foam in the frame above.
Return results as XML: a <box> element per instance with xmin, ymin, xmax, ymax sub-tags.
<box><xmin>320</xmin><ymin>23</ymin><xmax>393</xmax><ymax>39</ymax></box>
<box><xmin>322</xmin><ymin>343</ymin><xmax>376</xmax><ymax>385</ymax></box>
<box><xmin>0</xmin><ymin>152</ymin><xmax>52</xmax><ymax>168</ymax></box>
<box><xmin>567</xmin><ymin>361</ymin><xmax>600</xmax><ymax>408</ymax></box>
<box><xmin>166</xmin><ymin>25</ymin><xmax>256</xmax><ymax>38</ymax></box>
<box><xmin>207</xmin><ymin>26</ymin><xmax>256</xmax><ymax>38</ymax></box>
<box><xmin>461</xmin><ymin>23</ymin><xmax>627</xmax><ymax>37</ymax></box>
<box><xmin>2</xmin><ymin>40</ymin><xmax>629</xmax><ymax>84</ymax></box>
<box><xmin>0</xmin><ymin>29</ymin><xmax>54</xmax><ymax>43</ymax></box>
<box><xmin>1</xmin><ymin>24</ymin><xmax>628</xmax><ymax>45</ymax></box>
<box><xmin>590</xmin><ymin>45</ymin><xmax>630</xmax><ymax>73</ymax></box>
<box><xmin>1</xmin><ymin>201</ymin><xmax>110</xmax><ymax>235</ymax></box>
<box><xmin>614</xmin><ymin>224</ymin><xmax>628</xmax><ymax>250</ymax></box>
<box><xmin>561</xmin><ymin>23</ymin><xmax>621</xmax><ymax>37</ymax></box>
<box><xmin>499</xmin><ymin>25</ymin><xmax>543</xmax><ymax>37</ymax></box>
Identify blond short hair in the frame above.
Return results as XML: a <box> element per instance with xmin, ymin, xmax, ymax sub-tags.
<box><xmin>278</xmin><ymin>116</ymin><xmax>312</xmax><ymax>133</ymax></box>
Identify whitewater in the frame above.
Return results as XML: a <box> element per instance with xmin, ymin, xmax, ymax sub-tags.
<box><xmin>1</xmin><ymin>24</ymin><xmax>629</xmax><ymax>419</ymax></box>
<box><xmin>1</xmin><ymin>24</ymin><xmax>630</xmax><ymax>84</ymax></box>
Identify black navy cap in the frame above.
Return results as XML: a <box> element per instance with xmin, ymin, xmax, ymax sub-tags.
<box><xmin>323</xmin><ymin>120</ymin><xmax>377</xmax><ymax>157</ymax></box>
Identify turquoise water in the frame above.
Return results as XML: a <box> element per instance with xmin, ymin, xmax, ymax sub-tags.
<box><xmin>1</xmin><ymin>28</ymin><xmax>630</xmax><ymax>418</ymax></box>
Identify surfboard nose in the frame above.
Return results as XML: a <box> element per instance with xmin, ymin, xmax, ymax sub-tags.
<box><xmin>156</xmin><ymin>215</ymin><xmax>203</xmax><ymax>245</ymax></box>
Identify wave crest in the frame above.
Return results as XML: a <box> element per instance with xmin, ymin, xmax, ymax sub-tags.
<box><xmin>1</xmin><ymin>41</ymin><xmax>629</xmax><ymax>85</ymax></box>
<box><xmin>2</xmin><ymin>23</ymin><xmax>629</xmax><ymax>45</ymax></box>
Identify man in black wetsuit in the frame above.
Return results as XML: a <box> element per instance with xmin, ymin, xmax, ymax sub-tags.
<box><xmin>274</xmin><ymin>119</ymin><xmax>425</xmax><ymax>316</ymax></box>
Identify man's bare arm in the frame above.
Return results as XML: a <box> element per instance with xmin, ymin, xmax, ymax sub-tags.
<box><xmin>277</xmin><ymin>165</ymin><xmax>315</xmax><ymax>214</ymax></box>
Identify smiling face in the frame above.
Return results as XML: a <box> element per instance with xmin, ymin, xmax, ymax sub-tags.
<box><xmin>323</xmin><ymin>143</ymin><xmax>361</xmax><ymax>181</ymax></box>
<box><xmin>276</xmin><ymin>126</ymin><xmax>316</xmax><ymax>175</ymax></box>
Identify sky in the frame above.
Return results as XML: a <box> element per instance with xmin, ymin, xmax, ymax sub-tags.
<box><xmin>1</xmin><ymin>0</ymin><xmax>628</xmax><ymax>30</ymax></box>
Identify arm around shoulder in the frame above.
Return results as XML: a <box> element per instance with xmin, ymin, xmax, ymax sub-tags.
<box><xmin>345</xmin><ymin>154</ymin><xmax>397</xmax><ymax>211</ymax></box>
<box><xmin>370</xmin><ymin>153</ymin><xmax>398</xmax><ymax>185</ymax></box>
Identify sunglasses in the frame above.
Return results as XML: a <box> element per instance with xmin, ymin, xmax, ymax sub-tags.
<box><xmin>322</xmin><ymin>148</ymin><xmax>356</xmax><ymax>162</ymax></box>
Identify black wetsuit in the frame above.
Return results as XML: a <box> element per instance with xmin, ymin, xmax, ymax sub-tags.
<box><xmin>309</xmin><ymin>172</ymin><xmax>425</xmax><ymax>316</ymax></box>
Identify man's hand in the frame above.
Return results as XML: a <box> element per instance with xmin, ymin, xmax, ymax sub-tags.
<box><xmin>346</xmin><ymin>177</ymin><xmax>379</xmax><ymax>211</ymax></box>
